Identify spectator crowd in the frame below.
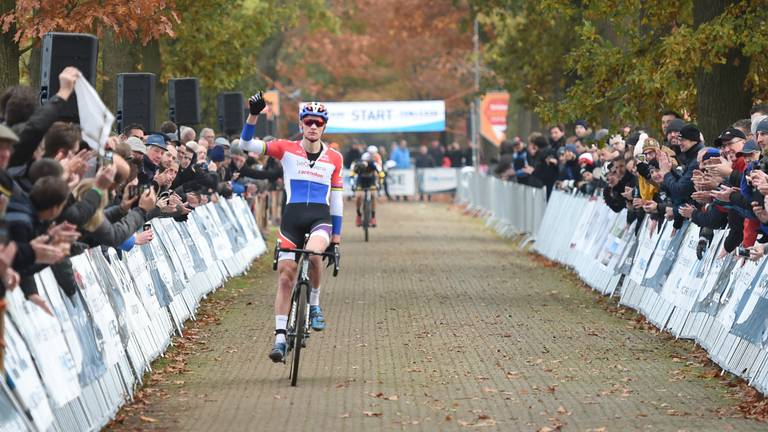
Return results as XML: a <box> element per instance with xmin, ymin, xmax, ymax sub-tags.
<box><xmin>493</xmin><ymin>106</ymin><xmax>768</xmax><ymax>262</ymax></box>
<box><xmin>0</xmin><ymin>66</ymin><xmax>286</xmax><ymax>368</ymax></box>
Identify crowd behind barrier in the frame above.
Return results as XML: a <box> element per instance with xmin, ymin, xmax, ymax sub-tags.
<box><xmin>0</xmin><ymin>196</ymin><xmax>265</xmax><ymax>432</ymax></box>
<box><xmin>455</xmin><ymin>170</ymin><xmax>548</xmax><ymax>238</ymax></box>
<box><xmin>343</xmin><ymin>167</ymin><xmax>464</xmax><ymax>197</ymax></box>
<box><xmin>457</xmin><ymin>173</ymin><xmax>768</xmax><ymax>395</ymax></box>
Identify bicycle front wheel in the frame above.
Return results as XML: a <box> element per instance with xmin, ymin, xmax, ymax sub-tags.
<box><xmin>290</xmin><ymin>281</ymin><xmax>309</xmax><ymax>386</ymax></box>
<box><xmin>363</xmin><ymin>193</ymin><xmax>370</xmax><ymax>242</ymax></box>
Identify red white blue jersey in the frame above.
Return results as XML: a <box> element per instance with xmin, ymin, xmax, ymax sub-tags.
<box><xmin>240</xmin><ymin>123</ymin><xmax>344</xmax><ymax>236</ymax></box>
<box><xmin>263</xmin><ymin>139</ymin><xmax>344</xmax><ymax>206</ymax></box>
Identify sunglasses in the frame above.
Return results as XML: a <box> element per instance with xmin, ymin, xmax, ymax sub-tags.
<box><xmin>302</xmin><ymin>118</ymin><xmax>325</xmax><ymax>128</ymax></box>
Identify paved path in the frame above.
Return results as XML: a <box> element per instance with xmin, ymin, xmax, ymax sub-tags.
<box><xmin>112</xmin><ymin>201</ymin><xmax>764</xmax><ymax>431</ymax></box>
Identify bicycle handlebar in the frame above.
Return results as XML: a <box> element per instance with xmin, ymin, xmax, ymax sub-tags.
<box><xmin>272</xmin><ymin>243</ymin><xmax>340</xmax><ymax>277</ymax></box>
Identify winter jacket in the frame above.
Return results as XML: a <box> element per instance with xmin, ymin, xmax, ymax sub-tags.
<box><xmin>8</xmin><ymin>95</ymin><xmax>68</xmax><ymax>168</ymax></box>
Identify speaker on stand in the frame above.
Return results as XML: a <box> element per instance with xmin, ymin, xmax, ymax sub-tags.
<box><xmin>40</xmin><ymin>32</ymin><xmax>99</xmax><ymax>123</ymax></box>
<box><xmin>116</xmin><ymin>73</ymin><xmax>156</xmax><ymax>133</ymax></box>
<box><xmin>168</xmin><ymin>78</ymin><xmax>201</xmax><ymax>125</ymax></box>
<box><xmin>217</xmin><ymin>92</ymin><xmax>244</xmax><ymax>137</ymax></box>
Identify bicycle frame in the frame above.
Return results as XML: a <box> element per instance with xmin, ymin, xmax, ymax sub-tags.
<box><xmin>272</xmin><ymin>240</ymin><xmax>339</xmax><ymax>386</ymax></box>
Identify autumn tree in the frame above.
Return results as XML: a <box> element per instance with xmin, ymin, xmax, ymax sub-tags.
<box><xmin>159</xmin><ymin>0</ymin><xmax>336</xmax><ymax>126</ymax></box>
<box><xmin>0</xmin><ymin>0</ymin><xmax>178</xmax><ymax>90</ymax></box>
<box><xmin>473</xmin><ymin>0</ymin><xmax>768</xmax><ymax>141</ymax></box>
<box><xmin>275</xmin><ymin>0</ymin><xmax>475</xmax><ymax>138</ymax></box>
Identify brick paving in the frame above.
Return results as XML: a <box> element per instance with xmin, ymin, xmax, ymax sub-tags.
<box><xmin>112</xmin><ymin>201</ymin><xmax>766</xmax><ymax>431</ymax></box>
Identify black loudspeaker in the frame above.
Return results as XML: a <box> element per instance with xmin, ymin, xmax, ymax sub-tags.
<box><xmin>217</xmin><ymin>92</ymin><xmax>244</xmax><ymax>136</ymax></box>
<box><xmin>116</xmin><ymin>73</ymin><xmax>156</xmax><ymax>133</ymax></box>
<box><xmin>168</xmin><ymin>78</ymin><xmax>200</xmax><ymax>125</ymax></box>
<box><xmin>40</xmin><ymin>32</ymin><xmax>99</xmax><ymax>123</ymax></box>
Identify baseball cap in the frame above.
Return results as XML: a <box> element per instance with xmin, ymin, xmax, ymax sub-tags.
<box><xmin>146</xmin><ymin>134</ymin><xmax>168</xmax><ymax>150</ymax></box>
<box><xmin>361</xmin><ymin>152</ymin><xmax>372</xmax><ymax>161</ymax></box>
<box><xmin>186</xmin><ymin>141</ymin><xmax>200</xmax><ymax>153</ymax></box>
<box><xmin>701</xmin><ymin>148</ymin><xmax>721</xmax><ymax>162</ymax></box>
<box><xmin>166</xmin><ymin>132</ymin><xmax>180</xmax><ymax>143</ymax></box>
<box><xmin>737</xmin><ymin>139</ymin><xmax>760</xmax><ymax>156</ymax></box>
<box><xmin>125</xmin><ymin>136</ymin><xmax>146</xmax><ymax>154</ymax></box>
<box><xmin>756</xmin><ymin>117</ymin><xmax>768</xmax><ymax>134</ymax></box>
<box><xmin>713</xmin><ymin>128</ymin><xmax>746</xmax><ymax>147</ymax></box>
<box><xmin>578</xmin><ymin>152</ymin><xmax>594</xmax><ymax>166</ymax></box>
<box><xmin>0</xmin><ymin>124</ymin><xmax>19</xmax><ymax>143</ymax></box>
<box><xmin>215</xmin><ymin>137</ymin><xmax>231</xmax><ymax>148</ymax></box>
<box><xmin>367</xmin><ymin>145</ymin><xmax>378</xmax><ymax>154</ymax></box>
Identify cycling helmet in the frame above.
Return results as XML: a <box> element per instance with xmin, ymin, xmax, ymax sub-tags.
<box><xmin>299</xmin><ymin>102</ymin><xmax>329</xmax><ymax>121</ymax></box>
<box><xmin>366</xmin><ymin>145</ymin><xmax>378</xmax><ymax>154</ymax></box>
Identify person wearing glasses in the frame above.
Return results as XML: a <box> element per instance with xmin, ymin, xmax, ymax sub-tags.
<box><xmin>240</xmin><ymin>92</ymin><xmax>343</xmax><ymax>363</ymax></box>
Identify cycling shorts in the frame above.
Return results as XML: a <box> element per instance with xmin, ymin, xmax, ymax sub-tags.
<box><xmin>355</xmin><ymin>176</ymin><xmax>377</xmax><ymax>190</ymax></box>
<box><xmin>278</xmin><ymin>203</ymin><xmax>331</xmax><ymax>261</ymax></box>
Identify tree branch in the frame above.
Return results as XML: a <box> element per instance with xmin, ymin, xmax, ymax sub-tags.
<box><xmin>17</xmin><ymin>42</ymin><xmax>35</xmax><ymax>55</ymax></box>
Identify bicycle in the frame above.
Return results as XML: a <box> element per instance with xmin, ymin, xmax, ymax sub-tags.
<box><xmin>272</xmin><ymin>238</ymin><xmax>340</xmax><ymax>386</ymax></box>
<box><xmin>361</xmin><ymin>187</ymin><xmax>373</xmax><ymax>242</ymax></box>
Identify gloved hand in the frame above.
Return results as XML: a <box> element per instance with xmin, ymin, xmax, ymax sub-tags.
<box><xmin>249</xmin><ymin>91</ymin><xmax>266</xmax><ymax>115</ymax></box>
<box><xmin>324</xmin><ymin>242</ymin><xmax>338</xmax><ymax>268</ymax></box>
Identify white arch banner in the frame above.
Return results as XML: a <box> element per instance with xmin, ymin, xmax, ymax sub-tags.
<box><xmin>302</xmin><ymin>100</ymin><xmax>445</xmax><ymax>133</ymax></box>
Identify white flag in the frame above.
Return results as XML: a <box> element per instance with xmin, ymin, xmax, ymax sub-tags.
<box><xmin>74</xmin><ymin>79</ymin><xmax>114</xmax><ymax>151</ymax></box>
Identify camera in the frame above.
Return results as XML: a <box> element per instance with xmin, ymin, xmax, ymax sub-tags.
<box><xmin>737</xmin><ymin>246</ymin><xmax>751</xmax><ymax>257</ymax></box>
<box><xmin>100</xmin><ymin>150</ymin><xmax>113</xmax><ymax>166</ymax></box>
<box><xmin>142</xmin><ymin>222</ymin><xmax>152</xmax><ymax>232</ymax></box>
<box><xmin>127</xmin><ymin>185</ymin><xmax>139</xmax><ymax>199</ymax></box>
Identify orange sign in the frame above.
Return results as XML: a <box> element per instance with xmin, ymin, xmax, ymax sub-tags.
<box><xmin>263</xmin><ymin>90</ymin><xmax>280</xmax><ymax>119</ymax></box>
<box><xmin>480</xmin><ymin>92</ymin><xmax>510</xmax><ymax>146</ymax></box>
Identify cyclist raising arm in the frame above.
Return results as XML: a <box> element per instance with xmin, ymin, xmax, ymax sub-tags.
<box><xmin>240</xmin><ymin>93</ymin><xmax>343</xmax><ymax>362</ymax></box>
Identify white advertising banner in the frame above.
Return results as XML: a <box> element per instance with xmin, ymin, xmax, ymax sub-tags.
<box><xmin>71</xmin><ymin>255</ymin><xmax>124</xmax><ymax>367</ymax></box>
<box><xmin>5</xmin><ymin>288</ymin><xmax>80</xmax><ymax>407</ymax></box>
<box><xmin>303</xmin><ymin>100</ymin><xmax>445</xmax><ymax>133</ymax></box>
<box><xmin>4</xmin><ymin>320</ymin><xmax>54</xmax><ymax>431</ymax></box>
<box><xmin>387</xmin><ymin>169</ymin><xmax>417</xmax><ymax>196</ymax></box>
<box><xmin>420</xmin><ymin>168</ymin><xmax>458</xmax><ymax>193</ymax></box>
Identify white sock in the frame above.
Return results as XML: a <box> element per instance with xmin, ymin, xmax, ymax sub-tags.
<box><xmin>275</xmin><ymin>315</ymin><xmax>287</xmax><ymax>344</ymax></box>
<box><xmin>309</xmin><ymin>288</ymin><xmax>320</xmax><ymax>306</ymax></box>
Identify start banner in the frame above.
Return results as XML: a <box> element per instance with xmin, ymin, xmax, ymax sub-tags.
<box><xmin>302</xmin><ymin>100</ymin><xmax>445</xmax><ymax>134</ymax></box>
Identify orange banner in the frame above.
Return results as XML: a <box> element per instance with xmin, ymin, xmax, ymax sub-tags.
<box><xmin>263</xmin><ymin>90</ymin><xmax>280</xmax><ymax>119</ymax></box>
<box><xmin>480</xmin><ymin>92</ymin><xmax>510</xmax><ymax>147</ymax></box>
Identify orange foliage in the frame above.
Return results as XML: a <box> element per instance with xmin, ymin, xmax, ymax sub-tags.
<box><xmin>1</xmin><ymin>0</ymin><xmax>178</xmax><ymax>45</ymax></box>
<box><xmin>277</xmin><ymin>0</ymin><xmax>473</xmax><ymax>128</ymax></box>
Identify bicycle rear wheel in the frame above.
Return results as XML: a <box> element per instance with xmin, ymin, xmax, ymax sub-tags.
<box><xmin>290</xmin><ymin>281</ymin><xmax>308</xmax><ymax>386</ymax></box>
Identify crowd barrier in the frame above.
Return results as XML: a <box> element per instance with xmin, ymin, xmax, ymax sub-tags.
<box><xmin>454</xmin><ymin>171</ymin><xmax>548</xmax><ymax>238</ymax></box>
<box><xmin>342</xmin><ymin>167</ymin><xmax>466</xmax><ymax>196</ymax></box>
<box><xmin>536</xmin><ymin>191</ymin><xmax>768</xmax><ymax>394</ymax></box>
<box><xmin>0</xmin><ymin>196</ymin><xmax>266</xmax><ymax>432</ymax></box>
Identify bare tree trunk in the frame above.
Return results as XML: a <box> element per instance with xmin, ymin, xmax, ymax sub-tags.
<box><xmin>0</xmin><ymin>0</ymin><xmax>20</xmax><ymax>91</ymax></box>
<box><xmin>693</xmin><ymin>0</ymin><xmax>752</xmax><ymax>141</ymax></box>
<box><xmin>101</xmin><ymin>30</ymin><xmax>142</xmax><ymax>112</ymax></box>
<box><xmin>27</xmin><ymin>45</ymin><xmax>41</xmax><ymax>90</ymax></box>
<box><xmin>140</xmin><ymin>40</ymin><xmax>165</xmax><ymax>129</ymax></box>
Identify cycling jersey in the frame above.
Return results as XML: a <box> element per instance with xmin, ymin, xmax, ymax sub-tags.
<box><xmin>352</xmin><ymin>160</ymin><xmax>379</xmax><ymax>189</ymax></box>
<box><xmin>240</xmin><ymin>124</ymin><xmax>344</xmax><ymax>254</ymax></box>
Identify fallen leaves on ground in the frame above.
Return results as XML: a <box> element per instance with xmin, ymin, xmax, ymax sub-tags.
<box><xmin>363</xmin><ymin>411</ymin><xmax>383</xmax><ymax>417</ymax></box>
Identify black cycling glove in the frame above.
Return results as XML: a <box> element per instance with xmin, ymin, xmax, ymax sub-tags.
<box><xmin>249</xmin><ymin>91</ymin><xmax>266</xmax><ymax>115</ymax></box>
<box><xmin>324</xmin><ymin>242</ymin><xmax>338</xmax><ymax>268</ymax></box>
